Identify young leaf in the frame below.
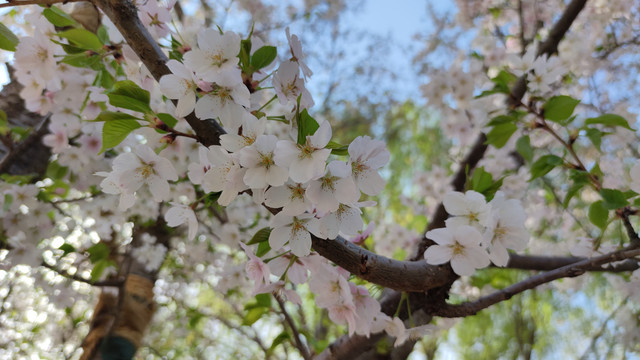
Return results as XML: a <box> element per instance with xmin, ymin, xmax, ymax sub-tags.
<box><xmin>470</xmin><ymin>167</ymin><xmax>493</xmax><ymax>194</ymax></box>
<box><xmin>326</xmin><ymin>141</ymin><xmax>349</xmax><ymax>156</ymax></box>
<box><xmin>99</xmin><ymin>118</ymin><xmax>142</xmax><ymax>154</ymax></box>
<box><xmin>515</xmin><ymin>135</ymin><xmax>533</xmax><ymax>163</ymax></box>
<box><xmin>57</xmin><ymin>28</ymin><xmax>103</xmax><ymax>51</ymax></box>
<box><xmin>585</xmin><ymin>114</ymin><xmax>634</xmax><ymax>130</ymax></box>
<box><xmin>529</xmin><ymin>154</ymin><xmax>563</xmax><ymax>180</ymax></box>
<box><xmin>107</xmin><ymin>80</ymin><xmax>152</xmax><ymax>114</ymax></box>
<box><xmin>486</xmin><ymin>122</ymin><xmax>517</xmax><ymax>149</ymax></box>
<box><xmin>157</xmin><ymin>113</ymin><xmax>178</xmax><ymax>128</ymax></box>
<box><xmin>584</xmin><ymin>128</ymin><xmax>603</xmax><ymax>151</ymax></box>
<box><xmin>297</xmin><ymin>109</ymin><xmax>319</xmax><ymax>145</ymax></box>
<box><xmin>600</xmin><ymin>188</ymin><xmax>629</xmax><ymax>209</ymax></box>
<box><xmin>542</xmin><ymin>95</ymin><xmax>579</xmax><ymax>123</ymax></box>
<box><xmin>0</xmin><ymin>22</ymin><xmax>19</xmax><ymax>51</ymax></box>
<box><xmin>251</xmin><ymin>46</ymin><xmax>277</xmax><ymax>70</ymax></box>
<box><xmin>43</xmin><ymin>7</ymin><xmax>78</xmax><ymax>28</ymax></box>
<box><xmin>86</xmin><ymin>242</ymin><xmax>110</xmax><ymax>263</ymax></box>
<box><xmin>588</xmin><ymin>200</ymin><xmax>608</xmax><ymax>230</ymax></box>
<box><xmin>247</xmin><ymin>227</ymin><xmax>272</xmax><ymax>245</ymax></box>
<box><xmin>90</xmin><ymin>111</ymin><xmax>140</xmax><ymax>122</ymax></box>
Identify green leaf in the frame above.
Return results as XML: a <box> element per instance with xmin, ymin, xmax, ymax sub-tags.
<box><xmin>600</xmin><ymin>188</ymin><xmax>629</xmax><ymax>209</ymax></box>
<box><xmin>3</xmin><ymin>193</ymin><xmax>13</xmax><ymax>213</ymax></box>
<box><xmin>58</xmin><ymin>243</ymin><xmax>76</xmax><ymax>257</ymax></box>
<box><xmin>297</xmin><ymin>109</ymin><xmax>319</xmax><ymax>145</ymax></box>
<box><xmin>43</xmin><ymin>7</ymin><xmax>78</xmax><ymax>28</ymax></box>
<box><xmin>256</xmin><ymin>241</ymin><xmax>271</xmax><ymax>258</ymax></box>
<box><xmin>0</xmin><ymin>109</ymin><xmax>8</xmax><ymax>136</ymax></box>
<box><xmin>486</xmin><ymin>115</ymin><xmax>517</xmax><ymax>126</ymax></box>
<box><xmin>86</xmin><ymin>242</ymin><xmax>110</xmax><ymax>263</ymax></box>
<box><xmin>91</xmin><ymin>111</ymin><xmax>140</xmax><ymax>122</ymax></box>
<box><xmin>61</xmin><ymin>52</ymin><xmax>103</xmax><ymax>70</ymax></box>
<box><xmin>107</xmin><ymin>80</ymin><xmax>152</xmax><ymax>114</ymax></box>
<box><xmin>250</xmin><ymin>46</ymin><xmax>277</xmax><ymax>70</ymax></box>
<box><xmin>485</xmin><ymin>122</ymin><xmax>517</xmax><ymax>149</ymax></box>
<box><xmin>470</xmin><ymin>167</ymin><xmax>493</xmax><ymax>193</ymax></box>
<box><xmin>243</xmin><ymin>307</ymin><xmax>268</xmax><ymax>326</ymax></box>
<box><xmin>268</xmin><ymin>332</ymin><xmax>291</xmax><ymax>354</ymax></box>
<box><xmin>247</xmin><ymin>227</ymin><xmax>271</xmax><ymax>245</ymax></box>
<box><xmin>0</xmin><ymin>22</ymin><xmax>19</xmax><ymax>51</ymax></box>
<box><xmin>95</xmin><ymin>69</ymin><xmax>114</xmax><ymax>89</ymax></box>
<box><xmin>588</xmin><ymin>200</ymin><xmax>608</xmax><ymax>230</ymax></box>
<box><xmin>99</xmin><ymin>118</ymin><xmax>142</xmax><ymax>154</ymax></box>
<box><xmin>515</xmin><ymin>135</ymin><xmax>533</xmax><ymax>163</ymax></box>
<box><xmin>90</xmin><ymin>259</ymin><xmax>115</xmax><ymax>282</ymax></box>
<box><xmin>57</xmin><ymin>28</ymin><xmax>103</xmax><ymax>51</ymax></box>
<box><xmin>563</xmin><ymin>170</ymin><xmax>590</xmax><ymax>208</ymax></box>
<box><xmin>45</xmin><ymin>161</ymin><xmax>69</xmax><ymax>180</ymax></box>
<box><xmin>542</xmin><ymin>95</ymin><xmax>580</xmax><ymax>123</ymax></box>
<box><xmin>584</xmin><ymin>128</ymin><xmax>603</xmax><ymax>151</ymax></box>
<box><xmin>326</xmin><ymin>141</ymin><xmax>349</xmax><ymax>156</ymax></box>
<box><xmin>239</xmin><ymin>38</ymin><xmax>251</xmax><ymax>69</ymax></box>
<box><xmin>157</xmin><ymin>113</ymin><xmax>178</xmax><ymax>129</ymax></box>
<box><xmin>585</xmin><ymin>114</ymin><xmax>634</xmax><ymax>130</ymax></box>
<box><xmin>529</xmin><ymin>154</ymin><xmax>563</xmax><ymax>181</ymax></box>
<box><xmin>96</xmin><ymin>26</ymin><xmax>109</xmax><ymax>45</ymax></box>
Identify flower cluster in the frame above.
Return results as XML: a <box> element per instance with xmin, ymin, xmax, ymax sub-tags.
<box><xmin>424</xmin><ymin>190</ymin><xmax>528</xmax><ymax>275</ymax></box>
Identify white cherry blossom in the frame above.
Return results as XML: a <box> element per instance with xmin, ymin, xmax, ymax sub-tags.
<box><xmin>424</xmin><ymin>225</ymin><xmax>490</xmax><ymax>276</ymax></box>
<box><xmin>183</xmin><ymin>29</ymin><xmax>241</xmax><ymax>86</ymax></box>
<box><xmin>264</xmin><ymin>181</ymin><xmax>311</xmax><ymax>216</ymax></box>
<box><xmin>274</xmin><ymin>120</ymin><xmax>332</xmax><ymax>183</ymax></box>
<box><xmin>159</xmin><ymin>60</ymin><xmax>198</xmax><ymax>117</ymax></box>
<box><xmin>164</xmin><ymin>203</ymin><xmax>198</xmax><ymax>240</ymax></box>
<box><xmin>269</xmin><ymin>212</ymin><xmax>325</xmax><ymax>257</ymax></box>
<box><xmin>306</xmin><ymin>160</ymin><xmax>359</xmax><ymax>213</ymax></box>
<box><xmin>239</xmin><ymin>135</ymin><xmax>289</xmax><ymax>189</ymax></box>
<box><xmin>443</xmin><ymin>190</ymin><xmax>492</xmax><ymax>230</ymax></box>
<box><xmin>348</xmin><ymin>136</ymin><xmax>390</xmax><ymax>196</ymax></box>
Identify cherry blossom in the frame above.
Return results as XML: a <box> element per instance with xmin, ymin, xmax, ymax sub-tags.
<box><xmin>306</xmin><ymin>160</ymin><xmax>359</xmax><ymax>213</ymax></box>
<box><xmin>239</xmin><ymin>134</ymin><xmax>289</xmax><ymax>189</ymax></box>
<box><xmin>483</xmin><ymin>192</ymin><xmax>529</xmax><ymax>266</ymax></box>
<box><xmin>424</xmin><ymin>225</ymin><xmax>490</xmax><ymax>276</ymax></box>
<box><xmin>347</xmin><ymin>135</ymin><xmax>390</xmax><ymax>196</ymax></box>
<box><xmin>159</xmin><ymin>60</ymin><xmax>198</xmax><ymax>117</ymax></box>
<box><xmin>274</xmin><ymin>120</ymin><xmax>332</xmax><ymax>183</ymax></box>
<box><xmin>443</xmin><ymin>190</ymin><xmax>492</xmax><ymax>230</ymax></box>
<box><xmin>269</xmin><ymin>212</ymin><xmax>325</xmax><ymax>257</ymax></box>
<box><xmin>264</xmin><ymin>181</ymin><xmax>312</xmax><ymax>216</ymax></box>
<box><xmin>164</xmin><ymin>203</ymin><xmax>198</xmax><ymax>240</ymax></box>
<box><xmin>183</xmin><ymin>29</ymin><xmax>242</xmax><ymax>86</ymax></box>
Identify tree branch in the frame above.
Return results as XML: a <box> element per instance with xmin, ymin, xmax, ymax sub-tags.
<box><xmin>431</xmin><ymin>247</ymin><xmax>640</xmax><ymax>318</ymax></box>
<box><xmin>275</xmin><ymin>294</ymin><xmax>312</xmax><ymax>360</ymax></box>
<box><xmin>0</xmin><ymin>0</ymin><xmax>84</xmax><ymax>8</ymax></box>
<box><xmin>91</xmin><ymin>0</ymin><xmax>225</xmax><ymax>147</ymax></box>
<box><xmin>41</xmin><ymin>262</ymin><xmax>124</xmax><ymax>287</ymax></box>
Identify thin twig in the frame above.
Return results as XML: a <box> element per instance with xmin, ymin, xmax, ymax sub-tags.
<box><xmin>41</xmin><ymin>262</ymin><xmax>124</xmax><ymax>287</ymax></box>
<box><xmin>275</xmin><ymin>294</ymin><xmax>311</xmax><ymax>360</ymax></box>
<box><xmin>432</xmin><ymin>247</ymin><xmax>640</xmax><ymax>318</ymax></box>
<box><xmin>579</xmin><ymin>296</ymin><xmax>629</xmax><ymax>360</ymax></box>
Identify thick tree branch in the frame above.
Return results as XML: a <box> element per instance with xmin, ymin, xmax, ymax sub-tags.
<box><xmin>91</xmin><ymin>0</ymin><xmax>225</xmax><ymax>147</ymax></box>
<box><xmin>506</xmin><ymin>253</ymin><xmax>639</xmax><ymax>272</ymax></box>
<box><xmin>312</xmin><ymin>236</ymin><xmax>457</xmax><ymax>292</ymax></box>
<box><xmin>431</xmin><ymin>247</ymin><xmax>640</xmax><ymax>318</ymax></box>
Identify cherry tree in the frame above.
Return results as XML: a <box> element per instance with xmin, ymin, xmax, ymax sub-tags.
<box><xmin>0</xmin><ymin>0</ymin><xmax>639</xmax><ymax>359</ymax></box>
